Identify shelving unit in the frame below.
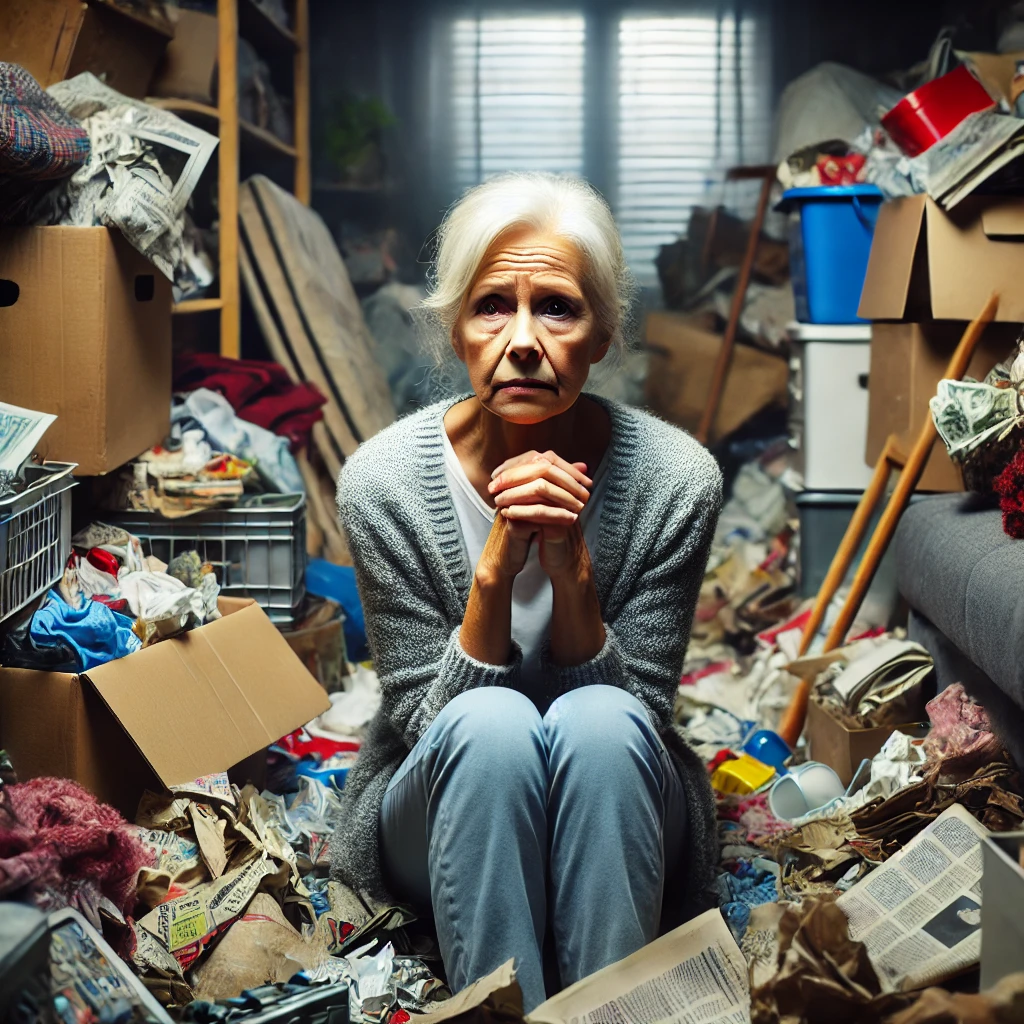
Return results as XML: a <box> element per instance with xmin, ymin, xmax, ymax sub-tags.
<box><xmin>159</xmin><ymin>0</ymin><xmax>310</xmax><ymax>358</ymax></box>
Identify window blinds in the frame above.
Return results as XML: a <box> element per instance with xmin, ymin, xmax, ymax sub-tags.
<box><xmin>447</xmin><ymin>7</ymin><xmax>769</xmax><ymax>284</ymax></box>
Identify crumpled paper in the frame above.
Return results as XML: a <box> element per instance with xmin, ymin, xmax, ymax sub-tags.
<box><xmin>40</xmin><ymin>74</ymin><xmax>217</xmax><ymax>293</ymax></box>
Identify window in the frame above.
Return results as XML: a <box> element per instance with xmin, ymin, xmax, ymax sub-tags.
<box><xmin>444</xmin><ymin>6</ymin><xmax>770</xmax><ymax>285</ymax></box>
<box><xmin>617</xmin><ymin>13</ymin><xmax>770</xmax><ymax>284</ymax></box>
<box><xmin>450</xmin><ymin>14</ymin><xmax>586</xmax><ymax>192</ymax></box>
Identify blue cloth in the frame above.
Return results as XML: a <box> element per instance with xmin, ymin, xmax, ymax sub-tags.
<box><xmin>305</xmin><ymin>559</ymin><xmax>367</xmax><ymax>661</ymax></box>
<box><xmin>31</xmin><ymin>591</ymin><xmax>141</xmax><ymax>670</ymax></box>
<box><xmin>713</xmin><ymin>868</ymin><xmax>779</xmax><ymax>942</ymax></box>
<box><xmin>379</xmin><ymin>685</ymin><xmax>688</xmax><ymax>1013</ymax></box>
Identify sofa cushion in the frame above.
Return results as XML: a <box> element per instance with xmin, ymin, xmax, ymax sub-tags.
<box><xmin>895</xmin><ymin>493</ymin><xmax>1024</xmax><ymax>710</ymax></box>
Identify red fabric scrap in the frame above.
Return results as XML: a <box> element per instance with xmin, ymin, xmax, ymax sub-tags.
<box><xmin>85</xmin><ymin>547</ymin><xmax>121</xmax><ymax>576</ymax></box>
<box><xmin>0</xmin><ymin>777</ymin><xmax>148</xmax><ymax>918</ymax></box>
<box><xmin>173</xmin><ymin>352</ymin><xmax>327</xmax><ymax>453</ymax></box>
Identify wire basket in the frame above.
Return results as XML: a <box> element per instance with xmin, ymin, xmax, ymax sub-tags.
<box><xmin>104</xmin><ymin>494</ymin><xmax>307</xmax><ymax>627</ymax></box>
<box><xmin>0</xmin><ymin>463</ymin><xmax>77</xmax><ymax>625</ymax></box>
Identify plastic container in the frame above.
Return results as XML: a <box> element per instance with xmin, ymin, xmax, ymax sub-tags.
<box><xmin>105</xmin><ymin>494</ymin><xmax>307</xmax><ymax>627</ymax></box>
<box><xmin>0</xmin><ymin>463</ymin><xmax>76</xmax><ymax>625</ymax></box>
<box><xmin>779</xmin><ymin>185</ymin><xmax>884</xmax><ymax>324</ymax></box>
<box><xmin>882</xmin><ymin>64</ymin><xmax>995</xmax><ymax>158</ymax></box>
<box><xmin>787</xmin><ymin>322</ymin><xmax>873</xmax><ymax>490</ymax></box>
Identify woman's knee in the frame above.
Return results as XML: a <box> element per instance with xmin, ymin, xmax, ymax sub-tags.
<box><xmin>544</xmin><ymin>685</ymin><xmax>656</xmax><ymax>753</ymax></box>
<box><xmin>432</xmin><ymin>686</ymin><xmax>545</xmax><ymax>765</ymax></box>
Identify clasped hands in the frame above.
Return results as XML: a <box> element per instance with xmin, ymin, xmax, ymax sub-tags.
<box><xmin>480</xmin><ymin>450</ymin><xmax>593</xmax><ymax>584</ymax></box>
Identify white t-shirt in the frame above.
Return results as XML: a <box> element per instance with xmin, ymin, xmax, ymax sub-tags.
<box><xmin>441</xmin><ymin>429</ymin><xmax>608</xmax><ymax>704</ymax></box>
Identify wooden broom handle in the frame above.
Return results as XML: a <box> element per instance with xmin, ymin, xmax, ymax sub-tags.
<box><xmin>696</xmin><ymin>170</ymin><xmax>775</xmax><ymax>445</ymax></box>
<box><xmin>797</xmin><ymin>434</ymin><xmax>903</xmax><ymax>656</ymax></box>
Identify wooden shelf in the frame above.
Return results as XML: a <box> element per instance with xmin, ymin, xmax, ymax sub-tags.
<box><xmin>147</xmin><ymin>99</ymin><xmax>296</xmax><ymax>160</ymax></box>
<box><xmin>174</xmin><ymin>297</ymin><xmax>224</xmax><ymax>314</ymax></box>
<box><xmin>147</xmin><ymin>97</ymin><xmax>219</xmax><ymax>126</ymax></box>
<box><xmin>240</xmin><ymin>118</ymin><xmax>297</xmax><ymax>159</ymax></box>
<box><xmin>238</xmin><ymin>0</ymin><xmax>298</xmax><ymax>54</ymax></box>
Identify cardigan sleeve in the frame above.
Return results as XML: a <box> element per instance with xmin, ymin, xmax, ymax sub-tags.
<box><xmin>339</xmin><ymin>464</ymin><xmax>522</xmax><ymax>751</ymax></box>
<box><xmin>542</xmin><ymin>468</ymin><xmax>722</xmax><ymax>727</ymax></box>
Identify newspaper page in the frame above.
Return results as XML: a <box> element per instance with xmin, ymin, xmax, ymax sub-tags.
<box><xmin>526</xmin><ymin>909</ymin><xmax>750</xmax><ymax>1024</ymax></box>
<box><xmin>837</xmin><ymin>803</ymin><xmax>988</xmax><ymax>991</ymax></box>
<box><xmin>41</xmin><ymin>73</ymin><xmax>218</xmax><ymax>290</ymax></box>
<box><xmin>0</xmin><ymin>401</ymin><xmax>56</xmax><ymax>478</ymax></box>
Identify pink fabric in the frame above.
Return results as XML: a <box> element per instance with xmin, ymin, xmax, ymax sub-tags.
<box><xmin>924</xmin><ymin>684</ymin><xmax>1004</xmax><ymax>776</ymax></box>
<box><xmin>0</xmin><ymin>777</ymin><xmax>148</xmax><ymax>917</ymax></box>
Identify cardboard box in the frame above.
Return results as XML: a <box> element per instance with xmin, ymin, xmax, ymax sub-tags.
<box><xmin>857</xmin><ymin>194</ymin><xmax>1024</xmax><ymax>491</ymax></box>
<box><xmin>0</xmin><ymin>227</ymin><xmax>172</xmax><ymax>476</ymax></box>
<box><xmin>805</xmin><ymin>697</ymin><xmax>925</xmax><ymax>788</ymax></box>
<box><xmin>858</xmin><ymin>194</ymin><xmax>1024</xmax><ymax>324</ymax></box>
<box><xmin>865</xmin><ymin>321</ymin><xmax>1020</xmax><ymax>492</ymax></box>
<box><xmin>150</xmin><ymin>8</ymin><xmax>218</xmax><ymax>105</ymax></box>
<box><xmin>0</xmin><ymin>599</ymin><xmax>330</xmax><ymax>817</ymax></box>
<box><xmin>0</xmin><ymin>0</ymin><xmax>172</xmax><ymax>98</ymax></box>
<box><xmin>980</xmin><ymin>831</ymin><xmax>1024</xmax><ymax>991</ymax></box>
<box><xmin>643</xmin><ymin>312</ymin><xmax>789</xmax><ymax>443</ymax></box>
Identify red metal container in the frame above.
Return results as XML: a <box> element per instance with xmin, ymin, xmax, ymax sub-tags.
<box><xmin>881</xmin><ymin>64</ymin><xmax>996</xmax><ymax>157</ymax></box>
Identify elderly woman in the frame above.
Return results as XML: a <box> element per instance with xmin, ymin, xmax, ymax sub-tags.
<box><xmin>330</xmin><ymin>173</ymin><xmax>722</xmax><ymax>1010</ymax></box>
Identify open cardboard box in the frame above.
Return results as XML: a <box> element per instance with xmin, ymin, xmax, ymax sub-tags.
<box><xmin>858</xmin><ymin>194</ymin><xmax>1024</xmax><ymax>492</ymax></box>
<box><xmin>0</xmin><ymin>598</ymin><xmax>330</xmax><ymax>817</ymax></box>
<box><xmin>805</xmin><ymin>698</ymin><xmax>926</xmax><ymax>788</ymax></box>
<box><xmin>643</xmin><ymin>311</ymin><xmax>788</xmax><ymax>443</ymax></box>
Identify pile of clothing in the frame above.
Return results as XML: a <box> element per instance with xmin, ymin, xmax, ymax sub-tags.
<box><xmin>2</xmin><ymin>523</ymin><xmax>221</xmax><ymax>672</ymax></box>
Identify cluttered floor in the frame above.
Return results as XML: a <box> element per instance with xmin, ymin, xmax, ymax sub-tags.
<box><xmin>4</xmin><ymin>457</ymin><xmax>1024</xmax><ymax>1024</ymax></box>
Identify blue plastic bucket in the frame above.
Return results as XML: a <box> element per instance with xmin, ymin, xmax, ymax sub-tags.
<box><xmin>779</xmin><ymin>185</ymin><xmax>884</xmax><ymax>325</ymax></box>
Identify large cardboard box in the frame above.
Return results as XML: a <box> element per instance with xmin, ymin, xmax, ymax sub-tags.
<box><xmin>644</xmin><ymin>312</ymin><xmax>789</xmax><ymax>443</ymax></box>
<box><xmin>866</xmin><ymin>322</ymin><xmax>1020</xmax><ymax>492</ymax></box>
<box><xmin>858</xmin><ymin>195</ymin><xmax>1024</xmax><ymax>492</ymax></box>
<box><xmin>805</xmin><ymin>698</ymin><xmax>925</xmax><ymax>788</ymax></box>
<box><xmin>0</xmin><ymin>0</ymin><xmax>172</xmax><ymax>98</ymax></box>
<box><xmin>0</xmin><ymin>600</ymin><xmax>330</xmax><ymax>817</ymax></box>
<box><xmin>0</xmin><ymin>227</ymin><xmax>172</xmax><ymax>476</ymax></box>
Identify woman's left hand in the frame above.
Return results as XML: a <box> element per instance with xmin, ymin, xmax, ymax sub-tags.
<box><xmin>537</xmin><ymin>522</ymin><xmax>592</xmax><ymax>584</ymax></box>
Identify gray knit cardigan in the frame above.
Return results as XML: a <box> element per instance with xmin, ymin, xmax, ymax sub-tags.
<box><xmin>329</xmin><ymin>394</ymin><xmax>723</xmax><ymax>928</ymax></box>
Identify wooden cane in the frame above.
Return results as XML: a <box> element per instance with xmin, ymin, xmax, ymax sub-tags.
<box><xmin>822</xmin><ymin>291</ymin><xmax>999</xmax><ymax>651</ymax></box>
<box><xmin>696</xmin><ymin>166</ymin><xmax>776</xmax><ymax>445</ymax></box>
<box><xmin>797</xmin><ymin>434</ymin><xmax>905</xmax><ymax>657</ymax></box>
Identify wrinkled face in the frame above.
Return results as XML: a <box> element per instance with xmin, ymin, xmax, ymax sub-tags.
<box><xmin>453</xmin><ymin>226</ymin><xmax>610</xmax><ymax>424</ymax></box>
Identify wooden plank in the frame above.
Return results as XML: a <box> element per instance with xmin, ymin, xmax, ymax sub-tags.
<box><xmin>240</xmin><ymin>117</ymin><xmax>298</xmax><ymax>158</ymax></box>
<box><xmin>293</xmin><ymin>0</ymin><xmax>311</xmax><ymax>204</ymax></box>
<box><xmin>238</xmin><ymin>192</ymin><xmax>359</xmax><ymax>466</ymax></box>
<box><xmin>0</xmin><ymin>0</ymin><xmax>86</xmax><ymax>88</ymax></box>
<box><xmin>173</xmin><ymin>297</ymin><xmax>224</xmax><ymax>314</ymax></box>
<box><xmin>218</xmin><ymin>0</ymin><xmax>241</xmax><ymax>359</ymax></box>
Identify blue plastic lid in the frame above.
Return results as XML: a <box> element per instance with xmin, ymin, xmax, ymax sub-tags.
<box><xmin>777</xmin><ymin>183</ymin><xmax>884</xmax><ymax>211</ymax></box>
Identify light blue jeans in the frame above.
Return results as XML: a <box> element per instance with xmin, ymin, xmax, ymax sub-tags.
<box><xmin>379</xmin><ymin>684</ymin><xmax>687</xmax><ymax>1011</ymax></box>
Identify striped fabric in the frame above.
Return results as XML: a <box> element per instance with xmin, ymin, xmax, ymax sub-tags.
<box><xmin>0</xmin><ymin>63</ymin><xmax>89</xmax><ymax>179</ymax></box>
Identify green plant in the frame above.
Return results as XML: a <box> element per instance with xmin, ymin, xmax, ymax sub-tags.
<box><xmin>323</xmin><ymin>95</ymin><xmax>397</xmax><ymax>174</ymax></box>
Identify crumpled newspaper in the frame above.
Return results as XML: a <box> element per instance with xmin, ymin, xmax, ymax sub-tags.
<box><xmin>38</xmin><ymin>74</ymin><xmax>217</xmax><ymax>294</ymax></box>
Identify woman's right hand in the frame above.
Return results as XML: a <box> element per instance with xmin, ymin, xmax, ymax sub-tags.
<box><xmin>477</xmin><ymin>514</ymin><xmax>536</xmax><ymax>582</ymax></box>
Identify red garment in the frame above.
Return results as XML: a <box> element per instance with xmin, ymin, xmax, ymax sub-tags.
<box><xmin>86</xmin><ymin>547</ymin><xmax>121</xmax><ymax>576</ymax></box>
<box><xmin>0</xmin><ymin>777</ymin><xmax>148</xmax><ymax>918</ymax></box>
<box><xmin>173</xmin><ymin>352</ymin><xmax>327</xmax><ymax>452</ymax></box>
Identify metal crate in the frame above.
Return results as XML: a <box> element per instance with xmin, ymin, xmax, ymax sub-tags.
<box><xmin>105</xmin><ymin>494</ymin><xmax>307</xmax><ymax>627</ymax></box>
<box><xmin>0</xmin><ymin>463</ymin><xmax>76</xmax><ymax>624</ymax></box>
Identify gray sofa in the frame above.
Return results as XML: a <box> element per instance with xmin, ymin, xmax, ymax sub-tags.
<box><xmin>894</xmin><ymin>493</ymin><xmax>1024</xmax><ymax>768</ymax></box>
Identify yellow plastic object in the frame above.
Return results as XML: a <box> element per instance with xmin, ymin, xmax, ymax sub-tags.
<box><xmin>711</xmin><ymin>754</ymin><xmax>776</xmax><ymax>795</ymax></box>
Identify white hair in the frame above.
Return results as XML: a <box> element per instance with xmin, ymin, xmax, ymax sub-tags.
<box><xmin>418</xmin><ymin>172</ymin><xmax>637</xmax><ymax>370</ymax></box>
